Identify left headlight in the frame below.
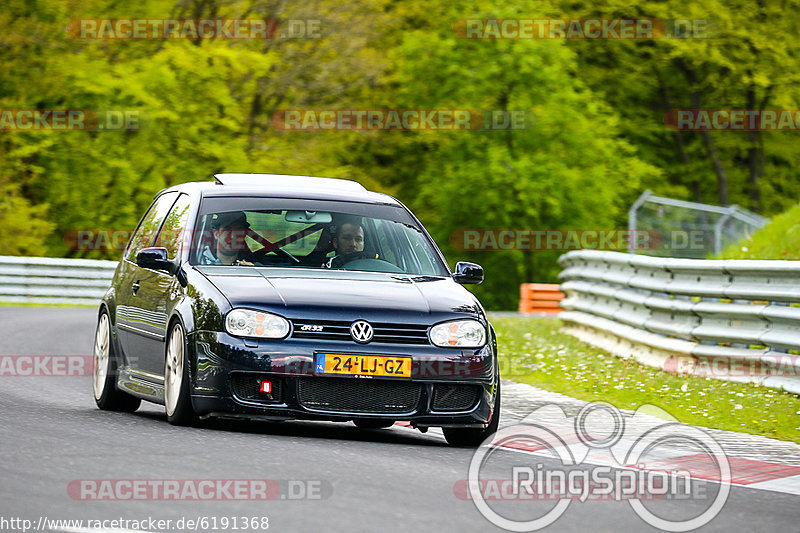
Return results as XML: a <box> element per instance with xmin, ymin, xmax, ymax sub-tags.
<box><xmin>429</xmin><ymin>319</ymin><xmax>486</xmax><ymax>348</ymax></box>
<box><xmin>225</xmin><ymin>309</ymin><xmax>290</xmax><ymax>339</ymax></box>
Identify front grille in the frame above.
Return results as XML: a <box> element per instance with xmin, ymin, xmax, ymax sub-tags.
<box><xmin>432</xmin><ymin>384</ymin><xmax>481</xmax><ymax>411</ymax></box>
<box><xmin>291</xmin><ymin>320</ymin><xmax>430</xmax><ymax>345</ymax></box>
<box><xmin>231</xmin><ymin>374</ymin><xmax>283</xmax><ymax>403</ymax></box>
<box><xmin>297</xmin><ymin>377</ymin><xmax>422</xmax><ymax>413</ymax></box>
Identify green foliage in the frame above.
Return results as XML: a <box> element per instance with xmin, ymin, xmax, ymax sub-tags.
<box><xmin>559</xmin><ymin>0</ymin><xmax>800</xmax><ymax>214</ymax></box>
<box><xmin>1</xmin><ymin>0</ymin><xmax>798</xmax><ymax>308</ymax></box>
<box><xmin>347</xmin><ymin>1</ymin><xmax>657</xmax><ymax>308</ymax></box>
<box><xmin>0</xmin><ymin>182</ymin><xmax>54</xmax><ymax>255</ymax></box>
<box><xmin>719</xmin><ymin>202</ymin><xmax>800</xmax><ymax>259</ymax></box>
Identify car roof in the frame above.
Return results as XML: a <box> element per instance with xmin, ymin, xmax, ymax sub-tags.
<box><xmin>162</xmin><ymin>174</ymin><xmax>402</xmax><ymax>206</ymax></box>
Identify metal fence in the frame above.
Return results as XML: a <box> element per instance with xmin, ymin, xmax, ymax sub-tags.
<box><xmin>629</xmin><ymin>190</ymin><xmax>769</xmax><ymax>258</ymax></box>
<box><xmin>0</xmin><ymin>256</ymin><xmax>118</xmax><ymax>306</ymax></box>
<box><xmin>558</xmin><ymin>250</ymin><xmax>800</xmax><ymax>393</ymax></box>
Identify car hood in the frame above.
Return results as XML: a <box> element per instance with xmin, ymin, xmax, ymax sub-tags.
<box><xmin>195</xmin><ymin>267</ymin><xmax>484</xmax><ymax>322</ymax></box>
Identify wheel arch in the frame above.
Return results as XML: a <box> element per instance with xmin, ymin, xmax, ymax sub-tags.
<box><xmin>97</xmin><ymin>300</ymin><xmax>122</xmax><ymax>362</ymax></box>
<box><xmin>166</xmin><ymin>303</ymin><xmax>197</xmax><ymax>388</ymax></box>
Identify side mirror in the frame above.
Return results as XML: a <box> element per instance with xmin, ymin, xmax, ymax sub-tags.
<box><xmin>136</xmin><ymin>247</ymin><xmax>176</xmax><ymax>275</ymax></box>
<box><xmin>453</xmin><ymin>261</ymin><xmax>483</xmax><ymax>285</ymax></box>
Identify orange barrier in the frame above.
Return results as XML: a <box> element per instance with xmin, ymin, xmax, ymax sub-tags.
<box><xmin>519</xmin><ymin>283</ymin><xmax>564</xmax><ymax>314</ymax></box>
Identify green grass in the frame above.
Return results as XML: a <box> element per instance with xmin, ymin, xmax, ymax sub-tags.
<box><xmin>493</xmin><ymin>315</ymin><xmax>800</xmax><ymax>443</ymax></box>
<box><xmin>719</xmin><ymin>202</ymin><xmax>800</xmax><ymax>259</ymax></box>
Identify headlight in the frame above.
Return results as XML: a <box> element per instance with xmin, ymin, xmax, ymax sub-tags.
<box><xmin>429</xmin><ymin>319</ymin><xmax>486</xmax><ymax>348</ymax></box>
<box><xmin>225</xmin><ymin>309</ymin><xmax>290</xmax><ymax>339</ymax></box>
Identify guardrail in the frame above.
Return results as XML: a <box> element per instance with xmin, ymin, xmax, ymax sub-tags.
<box><xmin>519</xmin><ymin>283</ymin><xmax>564</xmax><ymax>314</ymax></box>
<box><xmin>557</xmin><ymin>250</ymin><xmax>800</xmax><ymax>394</ymax></box>
<box><xmin>0</xmin><ymin>256</ymin><xmax>118</xmax><ymax>306</ymax></box>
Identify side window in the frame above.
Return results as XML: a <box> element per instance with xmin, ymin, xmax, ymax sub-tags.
<box><xmin>125</xmin><ymin>192</ymin><xmax>179</xmax><ymax>262</ymax></box>
<box><xmin>155</xmin><ymin>194</ymin><xmax>192</xmax><ymax>260</ymax></box>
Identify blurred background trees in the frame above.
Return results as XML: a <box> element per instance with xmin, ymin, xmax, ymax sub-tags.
<box><xmin>1</xmin><ymin>0</ymin><xmax>797</xmax><ymax>308</ymax></box>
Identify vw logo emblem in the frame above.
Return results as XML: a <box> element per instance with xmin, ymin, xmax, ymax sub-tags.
<box><xmin>350</xmin><ymin>320</ymin><xmax>374</xmax><ymax>343</ymax></box>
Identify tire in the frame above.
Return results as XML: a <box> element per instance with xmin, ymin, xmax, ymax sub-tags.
<box><xmin>164</xmin><ymin>321</ymin><xmax>197</xmax><ymax>426</ymax></box>
<box><xmin>93</xmin><ymin>310</ymin><xmax>141</xmax><ymax>412</ymax></box>
<box><xmin>443</xmin><ymin>380</ymin><xmax>501</xmax><ymax>447</ymax></box>
<box><xmin>354</xmin><ymin>419</ymin><xmax>395</xmax><ymax>429</ymax></box>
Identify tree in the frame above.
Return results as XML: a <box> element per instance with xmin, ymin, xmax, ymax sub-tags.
<box><xmin>560</xmin><ymin>0</ymin><xmax>800</xmax><ymax>214</ymax></box>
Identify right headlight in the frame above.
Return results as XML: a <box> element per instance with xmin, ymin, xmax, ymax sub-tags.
<box><xmin>225</xmin><ymin>308</ymin><xmax>290</xmax><ymax>339</ymax></box>
<box><xmin>429</xmin><ymin>319</ymin><xmax>486</xmax><ymax>348</ymax></box>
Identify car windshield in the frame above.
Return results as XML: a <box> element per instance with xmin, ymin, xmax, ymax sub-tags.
<box><xmin>190</xmin><ymin>198</ymin><xmax>449</xmax><ymax>276</ymax></box>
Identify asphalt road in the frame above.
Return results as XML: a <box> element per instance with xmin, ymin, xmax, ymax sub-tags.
<box><xmin>0</xmin><ymin>306</ymin><xmax>798</xmax><ymax>532</ymax></box>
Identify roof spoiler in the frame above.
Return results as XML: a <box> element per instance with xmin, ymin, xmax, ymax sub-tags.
<box><xmin>213</xmin><ymin>173</ymin><xmax>368</xmax><ymax>193</ymax></box>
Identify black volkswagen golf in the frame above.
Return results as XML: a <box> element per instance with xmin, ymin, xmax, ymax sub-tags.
<box><xmin>92</xmin><ymin>174</ymin><xmax>499</xmax><ymax>446</ymax></box>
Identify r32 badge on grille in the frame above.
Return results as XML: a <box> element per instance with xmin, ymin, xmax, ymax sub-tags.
<box><xmin>350</xmin><ymin>320</ymin><xmax>374</xmax><ymax>343</ymax></box>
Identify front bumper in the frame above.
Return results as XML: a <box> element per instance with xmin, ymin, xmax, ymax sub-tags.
<box><xmin>188</xmin><ymin>331</ymin><xmax>498</xmax><ymax>428</ymax></box>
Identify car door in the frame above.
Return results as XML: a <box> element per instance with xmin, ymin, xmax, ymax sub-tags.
<box><xmin>133</xmin><ymin>193</ymin><xmax>193</xmax><ymax>374</ymax></box>
<box><xmin>116</xmin><ymin>192</ymin><xmax>179</xmax><ymax>375</ymax></box>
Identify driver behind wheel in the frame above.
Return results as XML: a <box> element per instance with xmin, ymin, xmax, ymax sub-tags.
<box><xmin>323</xmin><ymin>217</ymin><xmax>376</xmax><ymax>268</ymax></box>
<box><xmin>334</xmin><ymin>219</ymin><xmax>365</xmax><ymax>255</ymax></box>
<box><xmin>200</xmin><ymin>211</ymin><xmax>258</xmax><ymax>266</ymax></box>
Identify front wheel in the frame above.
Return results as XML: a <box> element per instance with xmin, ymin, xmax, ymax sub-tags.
<box><xmin>93</xmin><ymin>310</ymin><xmax>140</xmax><ymax>412</ymax></box>
<box><xmin>443</xmin><ymin>380</ymin><xmax>500</xmax><ymax>447</ymax></box>
<box><xmin>164</xmin><ymin>322</ymin><xmax>197</xmax><ymax>426</ymax></box>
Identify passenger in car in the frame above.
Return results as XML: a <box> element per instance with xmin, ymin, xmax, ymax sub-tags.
<box><xmin>200</xmin><ymin>211</ymin><xmax>258</xmax><ymax>266</ymax></box>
